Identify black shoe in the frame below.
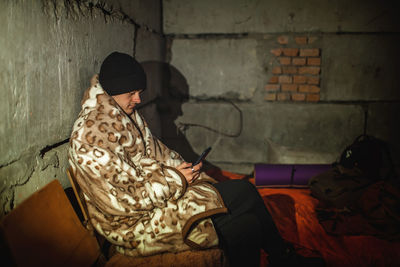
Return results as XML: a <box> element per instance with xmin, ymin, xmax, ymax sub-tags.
<box><xmin>267</xmin><ymin>245</ymin><xmax>325</xmax><ymax>266</ymax></box>
<box><xmin>268</xmin><ymin>254</ymin><xmax>325</xmax><ymax>267</ymax></box>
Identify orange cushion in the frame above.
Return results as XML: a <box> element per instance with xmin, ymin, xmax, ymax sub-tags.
<box><xmin>0</xmin><ymin>180</ymin><xmax>100</xmax><ymax>267</ymax></box>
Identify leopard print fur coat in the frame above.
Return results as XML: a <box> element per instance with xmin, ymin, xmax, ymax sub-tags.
<box><xmin>68</xmin><ymin>76</ymin><xmax>227</xmax><ymax>257</ymax></box>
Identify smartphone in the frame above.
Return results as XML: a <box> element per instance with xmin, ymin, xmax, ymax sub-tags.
<box><xmin>194</xmin><ymin>147</ymin><xmax>212</xmax><ymax>166</ymax></box>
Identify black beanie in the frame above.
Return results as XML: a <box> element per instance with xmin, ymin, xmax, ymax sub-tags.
<box><xmin>99</xmin><ymin>52</ymin><xmax>147</xmax><ymax>96</ymax></box>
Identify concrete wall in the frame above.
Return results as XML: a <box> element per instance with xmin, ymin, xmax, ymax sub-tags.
<box><xmin>0</xmin><ymin>0</ymin><xmax>164</xmax><ymax>216</ymax></box>
<box><xmin>163</xmin><ymin>0</ymin><xmax>400</xmax><ymax>173</ymax></box>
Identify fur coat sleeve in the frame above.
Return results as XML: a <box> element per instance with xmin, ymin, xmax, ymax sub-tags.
<box><xmin>69</xmin><ymin>99</ymin><xmax>187</xmax><ymax>215</ymax></box>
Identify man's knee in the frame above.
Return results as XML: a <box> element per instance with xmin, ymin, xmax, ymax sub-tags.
<box><xmin>213</xmin><ymin>179</ymin><xmax>263</xmax><ymax>211</ymax></box>
<box><xmin>227</xmin><ymin>179</ymin><xmax>255</xmax><ymax>191</ymax></box>
<box><xmin>238</xmin><ymin>179</ymin><xmax>257</xmax><ymax>191</ymax></box>
<box><xmin>233</xmin><ymin>180</ymin><xmax>259</xmax><ymax>198</ymax></box>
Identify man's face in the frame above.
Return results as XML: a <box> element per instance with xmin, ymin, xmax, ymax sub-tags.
<box><xmin>112</xmin><ymin>90</ymin><xmax>142</xmax><ymax>115</ymax></box>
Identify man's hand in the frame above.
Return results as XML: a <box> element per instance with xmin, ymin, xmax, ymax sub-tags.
<box><xmin>177</xmin><ymin>161</ymin><xmax>203</xmax><ymax>184</ymax></box>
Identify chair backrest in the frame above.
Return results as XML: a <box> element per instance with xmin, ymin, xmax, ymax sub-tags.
<box><xmin>67</xmin><ymin>167</ymin><xmax>112</xmax><ymax>259</ymax></box>
<box><xmin>67</xmin><ymin>167</ymin><xmax>90</xmax><ymax>225</ymax></box>
<box><xmin>0</xmin><ymin>180</ymin><xmax>100</xmax><ymax>267</ymax></box>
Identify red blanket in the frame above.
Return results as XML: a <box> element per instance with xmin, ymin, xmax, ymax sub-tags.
<box><xmin>207</xmin><ymin>169</ymin><xmax>400</xmax><ymax>266</ymax></box>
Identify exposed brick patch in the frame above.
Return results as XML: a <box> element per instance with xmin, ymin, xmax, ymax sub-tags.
<box><xmin>300</xmin><ymin>48</ymin><xmax>320</xmax><ymax>57</ymax></box>
<box><xmin>308</xmin><ymin>37</ymin><xmax>318</xmax><ymax>44</ymax></box>
<box><xmin>270</xmin><ymin>48</ymin><xmax>282</xmax><ymax>57</ymax></box>
<box><xmin>282</xmin><ymin>84</ymin><xmax>298</xmax><ymax>92</ymax></box>
<box><xmin>279</xmin><ymin>57</ymin><xmax>291</xmax><ymax>65</ymax></box>
<box><xmin>282</xmin><ymin>48</ymin><xmax>299</xmax><ymax>57</ymax></box>
<box><xmin>265</xmin><ymin>84</ymin><xmax>280</xmax><ymax>91</ymax></box>
<box><xmin>277</xmin><ymin>36</ymin><xmax>289</xmax><ymax>44</ymax></box>
<box><xmin>265</xmin><ymin>93</ymin><xmax>277</xmax><ymax>101</ymax></box>
<box><xmin>307</xmin><ymin>76</ymin><xmax>320</xmax><ymax>85</ymax></box>
<box><xmin>282</xmin><ymin>66</ymin><xmax>298</xmax><ymax>74</ymax></box>
<box><xmin>272</xmin><ymin>66</ymin><xmax>282</xmax><ymax>74</ymax></box>
<box><xmin>299</xmin><ymin>85</ymin><xmax>320</xmax><ymax>93</ymax></box>
<box><xmin>277</xmin><ymin>93</ymin><xmax>290</xmax><ymax>101</ymax></box>
<box><xmin>266</xmin><ymin>36</ymin><xmax>321</xmax><ymax>102</ymax></box>
<box><xmin>295</xmin><ymin>36</ymin><xmax>307</xmax><ymax>45</ymax></box>
<box><xmin>298</xmin><ymin>67</ymin><xmax>321</xmax><ymax>75</ymax></box>
<box><xmin>307</xmin><ymin>57</ymin><xmax>321</xmax><ymax>66</ymax></box>
<box><xmin>306</xmin><ymin>94</ymin><xmax>320</xmax><ymax>102</ymax></box>
<box><xmin>293</xmin><ymin>76</ymin><xmax>307</xmax><ymax>84</ymax></box>
<box><xmin>269</xmin><ymin>76</ymin><xmax>279</xmax><ymax>84</ymax></box>
<box><xmin>278</xmin><ymin>75</ymin><xmax>292</xmax><ymax>83</ymax></box>
<box><xmin>292</xmin><ymin>57</ymin><xmax>306</xmax><ymax>65</ymax></box>
<box><xmin>292</xmin><ymin>93</ymin><xmax>306</xmax><ymax>101</ymax></box>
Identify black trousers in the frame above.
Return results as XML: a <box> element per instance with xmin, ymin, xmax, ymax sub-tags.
<box><xmin>211</xmin><ymin>180</ymin><xmax>287</xmax><ymax>267</ymax></box>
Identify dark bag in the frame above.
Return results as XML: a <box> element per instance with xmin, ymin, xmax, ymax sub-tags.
<box><xmin>339</xmin><ymin>134</ymin><xmax>395</xmax><ymax>181</ymax></box>
<box><xmin>309</xmin><ymin>135</ymin><xmax>400</xmax><ymax>240</ymax></box>
<box><xmin>309</xmin><ymin>135</ymin><xmax>397</xmax><ymax>209</ymax></box>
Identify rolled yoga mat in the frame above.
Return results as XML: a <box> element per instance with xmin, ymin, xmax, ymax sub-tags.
<box><xmin>254</xmin><ymin>164</ymin><xmax>331</xmax><ymax>187</ymax></box>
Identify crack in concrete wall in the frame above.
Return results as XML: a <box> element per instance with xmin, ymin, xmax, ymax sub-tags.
<box><xmin>177</xmin><ymin>99</ymin><xmax>243</xmax><ymax>138</ymax></box>
<box><xmin>5</xmin><ymin>164</ymin><xmax>37</xmax><ymax>213</ymax></box>
<box><xmin>0</xmin><ymin>158</ymin><xmax>21</xmax><ymax>170</ymax></box>
<box><xmin>1</xmin><ymin>149</ymin><xmax>38</xmax><ymax>215</ymax></box>
<box><xmin>0</xmin><ymin>143</ymin><xmax>70</xmax><ymax>216</ymax></box>
<box><xmin>39</xmin><ymin>138</ymin><xmax>69</xmax><ymax>159</ymax></box>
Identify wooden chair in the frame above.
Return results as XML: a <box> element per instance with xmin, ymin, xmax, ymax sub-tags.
<box><xmin>0</xmin><ymin>180</ymin><xmax>101</xmax><ymax>267</ymax></box>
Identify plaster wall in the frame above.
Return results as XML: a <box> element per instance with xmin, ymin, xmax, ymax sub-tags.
<box><xmin>163</xmin><ymin>0</ymin><xmax>400</xmax><ymax>173</ymax></box>
<box><xmin>0</xmin><ymin>0</ymin><xmax>164</xmax><ymax>216</ymax></box>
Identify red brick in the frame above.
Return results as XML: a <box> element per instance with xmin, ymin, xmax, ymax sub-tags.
<box><xmin>277</xmin><ymin>93</ymin><xmax>290</xmax><ymax>101</ymax></box>
<box><xmin>306</xmin><ymin>94</ymin><xmax>320</xmax><ymax>102</ymax></box>
<box><xmin>272</xmin><ymin>66</ymin><xmax>282</xmax><ymax>74</ymax></box>
<box><xmin>295</xmin><ymin>36</ymin><xmax>307</xmax><ymax>45</ymax></box>
<box><xmin>298</xmin><ymin>85</ymin><xmax>308</xmax><ymax>92</ymax></box>
<box><xmin>277</xmin><ymin>36</ymin><xmax>289</xmax><ymax>44</ymax></box>
<box><xmin>282</xmin><ymin>48</ymin><xmax>299</xmax><ymax>57</ymax></box>
<box><xmin>308</xmin><ymin>37</ymin><xmax>318</xmax><ymax>44</ymax></box>
<box><xmin>307</xmin><ymin>57</ymin><xmax>321</xmax><ymax>66</ymax></box>
<box><xmin>298</xmin><ymin>67</ymin><xmax>320</xmax><ymax>75</ymax></box>
<box><xmin>292</xmin><ymin>93</ymin><xmax>306</xmax><ymax>101</ymax></box>
<box><xmin>279</xmin><ymin>57</ymin><xmax>291</xmax><ymax>65</ymax></box>
<box><xmin>299</xmin><ymin>85</ymin><xmax>320</xmax><ymax>93</ymax></box>
<box><xmin>300</xmin><ymin>48</ymin><xmax>320</xmax><ymax>57</ymax></box>
<box><xmin>293</xmin><ymin>75</ymin><xmax>307</xmax><ymax>84</ymax></box>
<box><xmin>282</xmin><ymin>84</ymin><xmax>297</xmax><ymax>92</ymax></box>
<box><xmin>310</xmin><ymin>85</ymin><xmax>321</xmax><ymax>93</ymax></box>
<box><xmin>307</xmin><ymin>76</ymin><xmax>320</xmax><ymax>85</ymax></box>
<box><xmin>279</xmin><ymin>75</ymin><xmax>292</xmax><ymax>83</ymax></box>
<box><xmin>265</xmin><ymin>84</ymin><xmax>280</xmax><ymax>91</ymax></box>
<box><xmin>292</xmin><ymin>57</ymin><xmax>306</xmax><ymax>65</ymax></box>
<box><xmin>265</xmin><ymin>93</ymin><xmax>276</xmax><ymax>101</ymax></box>
<box><xmin>269</xmin><ymin>76</ymin><xmax>279</xmax><ymax>84</ymax></box>
<box><xmin>282</xmin><ymin>66</ymin><xmax>298</xmax><ymax>74</ymax></box>
<box><xmin>270</xmin><ymin>48</ymin><xmax>282</xmax><ymax>57</ymax></box>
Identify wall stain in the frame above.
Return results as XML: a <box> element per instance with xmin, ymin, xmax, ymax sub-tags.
<box><xmin>42</xmin><ymin>0</ymin><xmax>163</xmax><ymax>36</ymax></box>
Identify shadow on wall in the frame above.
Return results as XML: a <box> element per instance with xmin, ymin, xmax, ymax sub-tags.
<box><xmin>140</xmin><ymin>61</ymin><xmax>219</xmax><ymax>171</ymax></box>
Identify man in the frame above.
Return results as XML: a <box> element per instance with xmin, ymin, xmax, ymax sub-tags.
<box><xmin>69</xmin><ymin>52</ymin><xmax>226</xmax><ymax>258</ymax></box>
<box><xmin>69</xmin><ymin>52</ymin><xmax>324</xmax><ymax>266</ymax></box>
